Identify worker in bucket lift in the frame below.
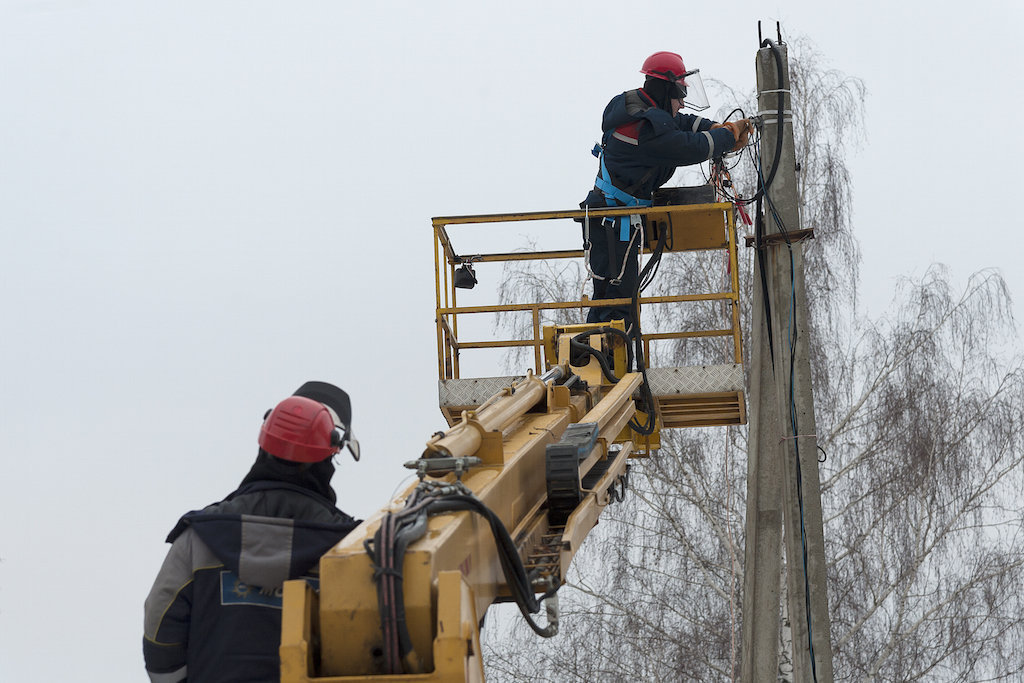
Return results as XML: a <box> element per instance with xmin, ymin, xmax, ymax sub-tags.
<box><xmin>582</xmin><ymin>51</ymin><xmax>751</xmax><ymax>333</ymax></box>
<box><xmin>143</xmin><ymin>381</ymin><xmax>362</xmax><ymax>683</ymax></box>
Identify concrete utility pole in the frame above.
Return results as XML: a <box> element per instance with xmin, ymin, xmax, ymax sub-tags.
<box><xmin>740</xmin><ymin>38</ymin><xmax>835</xmax><ymax>683</ymax></box>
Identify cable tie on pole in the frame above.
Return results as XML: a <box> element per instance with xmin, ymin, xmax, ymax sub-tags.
<box><xmin>758</xmin><ymin>89</ymin><xmax>791</xmax><ymax>94</ymax></box>
<box><xmin>758</xmin><ymin>117</ymin><xmax>794</xmax><ymax>126</ymax></box>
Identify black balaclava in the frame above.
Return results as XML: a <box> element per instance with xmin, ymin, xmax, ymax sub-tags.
<box><xmin>643</xmin><ymin>76</ymin><xmax>680</xmax><ymax>113</ymax></box>
<box><xmin>239</xmin><ymin>449</ymin><xmax>338</xmax><ymax>504</ymax></box>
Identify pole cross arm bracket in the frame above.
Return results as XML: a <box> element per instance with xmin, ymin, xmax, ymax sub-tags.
<box><xmin>743</xmin><ymin>227</ymin><xmax>815</xmax><ymax>249</ymax></box>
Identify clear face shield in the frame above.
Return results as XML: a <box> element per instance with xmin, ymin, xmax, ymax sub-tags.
<box><xmin>325</xmin><ymin>404</ymin><xmax>361</xmax><ymax>462</ymax></box>
<box><xmin>332</xmin><ymin>425</ymin><xmax>360</xmax><ymax>462</ymax></box>
<box><xmin>675</xmin><ymin>69</ymin><xmax>709</xmax><ymax>111</ymax></box>
<box><xmin>342</xmin><ymin>428</ymin><xmax>360</xmax><ymax>461</ymax></box>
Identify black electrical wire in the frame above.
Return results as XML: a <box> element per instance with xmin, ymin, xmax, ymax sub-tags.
<box><xmin>783</xmin><ymin>231</ymin><xmax>818</xmax><ymax>683</ymax></box>
<box><xmin>754</xmin><ymin>194</ymin><xmax>775</xmax><ymax>372</ymax></box>
<box><xmin>742</xmin><ymin>38</ymin><xmax>786</xmax><ymax>205</ymax></box>
<box><xmin>626</xmin><ymin>220</ymin><xmax>670</xmax><ymax>435</ymax></box>
<box><xmin>627</xmin><ymin>346</ymin><xmax>658</xmax><ymax>435</ymax></box>
<box><xmin>753</xmin><ymin>131</ymin><xmax>794</xmax><ymax>371</ymax></box>
<box><xmin>638</xmin><ymin>217</ymin><xmax>669</xmax><ymax>295</ymax></box>
<box><xmin>702</xmin><ymin>41</ymin><xmax>785</xmax><ymax>208</ymax></box>
<box><xmin>713</xmin><ymin>39</ymin><xmax>788</xmax><ymax>375</ymax></box>
<box><xmin>723</xmin><ymin>106</ymin><xmax>745</xmax><ymax>121</ymax></box>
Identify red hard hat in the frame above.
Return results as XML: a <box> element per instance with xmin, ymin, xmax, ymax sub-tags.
<box><xmin>640</xmin><ymin>51</ymin><xmax>688</xmax><ymax>83</ymax></box>
<box><xmin>258</xmin><ymin>396</ymin><xmax>340</xmax><ymax>463</ymax></box>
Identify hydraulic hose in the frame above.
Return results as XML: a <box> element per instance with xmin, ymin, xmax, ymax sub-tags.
<box><xmin>365</xmin><ymin>481</ymin><xmax>559</xmax><ymax>675</ymax></box>
<box><xmin>570</xmin><ymin>326</ymin><xmax>635</xmax><ymax>384</ymax></box>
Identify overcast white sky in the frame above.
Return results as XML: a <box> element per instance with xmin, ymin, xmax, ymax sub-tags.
<box><xmin>2</xmin><ymin>1</ymin><xmax>1022</xmax><ymax>680</ymax></box>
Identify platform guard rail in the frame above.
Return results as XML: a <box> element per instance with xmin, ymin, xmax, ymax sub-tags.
<box><xmin>432</xmin><ymin>202</ymin><xmax>746</xmax><ymax>430</ymax></box>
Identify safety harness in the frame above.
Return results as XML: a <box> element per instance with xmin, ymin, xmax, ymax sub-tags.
<box><xmin>592</xmin><ymin>145</ymin><xmax>653</xmax><ymax>240</ymax></box>
<box><xmin>581</xmin><ymin>141</ymin><xmax>665</xmax><ymax>436</ymax></box>
<box><xmin>582</xmin><ymin>141</ymin><xmax>654</xmax><ymax>291</ymax></box>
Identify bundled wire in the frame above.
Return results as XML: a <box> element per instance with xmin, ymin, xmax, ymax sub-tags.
<box><xmin>364</xmin><ymin>479</ymin><xmax>557</xmax><ymax>675</ymax></box>
<box><xmin>742</xmin><ymin>40</ymin><xmax>787</xmax><ymax>206</ymax></box>
<box><xmin>625</xmin><ymin>220</ymin><xmax>669</xmax><ymax>435</ymax></box>
<box><xmin>707</xmin><ymin>41</ymin><xmax>786</xmax><ymax>207</ymax></box>
<box><xmin>364</xmin><ymin>486</ymin><xmax>432</xmax><ymax>674</ymax></box>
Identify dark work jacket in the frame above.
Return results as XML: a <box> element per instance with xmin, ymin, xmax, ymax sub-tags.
<box><xmin>143</xmin><ymin>482</ymin><xmax>360</xmax><ymax>683</ymax></box>
<box><xmin>582</xmin><ymin>88</ymin><xmax>735</xmax><ymax>208</ymax></box>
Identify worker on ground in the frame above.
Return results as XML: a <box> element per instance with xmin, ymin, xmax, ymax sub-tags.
<box><xmin>143</xmin><ymin>381</ymin><xmax>362</xmax><ymax>683</ymax></box>
<box><xmin>582</xmin><ymin>51</ymin><xmax>751</xmax><ymax>333</ymax></box>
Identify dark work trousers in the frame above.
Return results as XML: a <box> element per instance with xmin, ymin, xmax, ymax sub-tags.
<box><xmin>585</xmin><ymin>217</ymin><xmax>642</xmax><ymax>332</ymax></box>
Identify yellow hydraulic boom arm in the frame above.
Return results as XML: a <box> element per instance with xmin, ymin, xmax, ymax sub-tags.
<box><xmin>281</xmin><ymin>343</ymin><xmax>642</xmax><ymax>682</ymax></box>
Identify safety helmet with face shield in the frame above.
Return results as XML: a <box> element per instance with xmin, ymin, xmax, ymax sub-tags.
<box><xmin>640</xmin><ymin>51</ymin><xmax>710</xmax><ymax>111</ymax></box>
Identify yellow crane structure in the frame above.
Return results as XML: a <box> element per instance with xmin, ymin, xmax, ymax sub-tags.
<box><xmin>279</xmin><ymin>199</ymin><xmax>745</xmax><ymax>682</ymax></box>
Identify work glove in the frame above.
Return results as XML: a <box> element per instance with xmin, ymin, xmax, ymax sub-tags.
<box><xmin>713</xmin><ymin>119</ymin><xmax>752</xmax><ymax>151</ymax></box>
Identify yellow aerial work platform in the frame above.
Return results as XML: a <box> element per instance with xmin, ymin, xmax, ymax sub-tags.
<box><xmin>431</xmin><ymin>199</ymin><xmax>746</xmax><ymax>439</ymax></box>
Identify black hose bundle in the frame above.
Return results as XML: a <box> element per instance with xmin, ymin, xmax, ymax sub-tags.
<box><xmin>365</xmin><ymin>480</ymin><xmax>557</xmax><ymax>675</ymax></box>
<box><xmin>569</xmin><ymin>326</ymin><xmax>634</xmax><ymax>384</ymax></box>
<box><xmin>626</xmin><ymin>219</ymin><xmax>670</xmax><ymax>435</ymax></box>
<box><xmin>364</xmin><ymin>487</ymin><xmax>432</xmax><ymax>674</ymax></box>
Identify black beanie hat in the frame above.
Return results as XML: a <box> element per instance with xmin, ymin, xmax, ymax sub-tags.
<box><xmin>292</xmin><ymin>381</ymin><xmax>352</xmax><ymax>431</ymax></box>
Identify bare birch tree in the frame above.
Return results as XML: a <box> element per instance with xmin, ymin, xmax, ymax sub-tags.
<box><xmin>483</xmin><ymin>38</ymin><xmax>1024</xmax><ymax>682</ymax></box>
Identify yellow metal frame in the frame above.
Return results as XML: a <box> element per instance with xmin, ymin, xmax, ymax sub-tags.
<box><xmin>432</xmin><ymin>203</ymin><xmax>743</xmax><ymax>382</ymax></box>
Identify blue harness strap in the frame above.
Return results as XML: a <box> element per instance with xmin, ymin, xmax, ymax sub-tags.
<box><xmin>592</xmin><ymin>146</ymin><xmax>652</xmax><ymax>240</ymax></box>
